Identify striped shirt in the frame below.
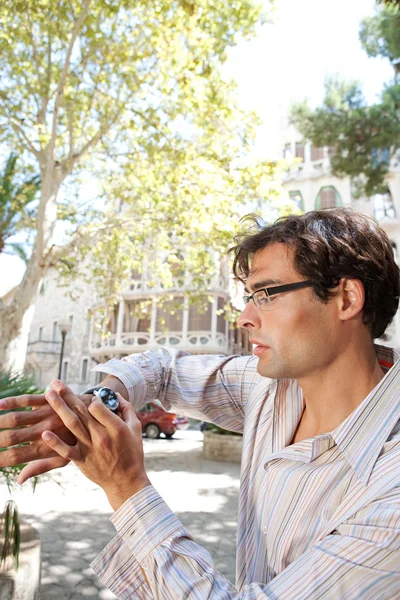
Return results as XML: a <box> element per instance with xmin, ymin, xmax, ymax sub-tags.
<box><xmin>91</xmin><ymin>344</ymin><xmax>400</xmax><ymax>599</ymax></box>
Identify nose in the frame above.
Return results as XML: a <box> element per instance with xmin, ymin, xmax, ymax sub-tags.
<box><xmin>237</xmin><ymin>300</ymin><xmax>261</xmax><ymax>330</ymax></box>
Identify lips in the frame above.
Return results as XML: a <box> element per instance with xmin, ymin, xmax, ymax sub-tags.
<box><xmin>249</xmin><ymin>339</ymin><xmax>269</xmax><ymax>348</ymax></box>
<box><xmin>250</xmin><ymin>340</ymin><xmax>270</xmax><ymax>357</ymax></box>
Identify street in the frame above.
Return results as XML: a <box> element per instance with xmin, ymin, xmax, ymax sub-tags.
<box><xmin>0</xmin><ymin>430</ymin><xmax>240</xmax><ymax>599</ymax></box>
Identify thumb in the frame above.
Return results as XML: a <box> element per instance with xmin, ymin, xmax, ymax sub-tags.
<box><xmin>116</xmin><ymin>393</ymin><xmax>138</xmax><ymax>424</ymax></box>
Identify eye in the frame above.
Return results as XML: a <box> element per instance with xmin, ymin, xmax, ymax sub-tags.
<box><xmin>254</xmin><ymin>291</ymin><xmax>271</xmax><ymax>306</ymax></box>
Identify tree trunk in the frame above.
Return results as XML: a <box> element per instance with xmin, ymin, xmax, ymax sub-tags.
<box><xmin>0</xmin><ymin>173</ymin><xmax>62</xmax><ymax>371</ymax></box>
<box><xmin>0</xmin><ymin>254</ymin><xmax>43</xmax><ymax>371</ymax></box>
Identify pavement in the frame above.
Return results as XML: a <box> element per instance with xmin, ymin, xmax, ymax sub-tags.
<box><xmin>0</xmin><ymin>430</ymin><xmax>240</xmax><ymax>599</ymax></box>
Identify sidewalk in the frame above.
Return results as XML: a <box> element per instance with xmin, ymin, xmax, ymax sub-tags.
<box><xmin>0</xmin><ymin>431</ymin><xmax>240</xmax><ymax>599</ymax></box>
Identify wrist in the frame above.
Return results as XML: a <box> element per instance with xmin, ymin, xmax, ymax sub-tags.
<box><xmin>100</xmin><ymin>375</ymin><xmax>129</xmax><ymax>401</ymax></box>
<box><xmin>105</xmin><ymin>476</ymin><xmax>152</xmax><ymax>511</ymax></box>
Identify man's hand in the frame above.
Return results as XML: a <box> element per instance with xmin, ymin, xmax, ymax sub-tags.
<box><xmin>0</xmin><ymin>392</ymin><xmax>93</xmax><ymax>484</ymax></box>
<box><xmin>41</xmin><ymin>380</ymin><xmax>150</xmax><ymax>510</ymax></box>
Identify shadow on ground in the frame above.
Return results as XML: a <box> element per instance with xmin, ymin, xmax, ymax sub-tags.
<box><xmin>23</xmin><ymin>444</ymin><xmax>240</xmax><ymax>599</ymax></box>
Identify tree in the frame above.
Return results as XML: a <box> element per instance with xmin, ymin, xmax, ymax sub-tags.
<box><xmin>0</xmin><ymin>153</ymin><xmax>40</xmax><ymax>261</ymax></box>
<box><xmin>377</xmin><ymin>0</ymin><xmax>400</xmax><ymax>9</ymax></box>
<box><xmin>0</xmin><ymin>0</ymin><xmax>286</xmax><ymax>369</ymax></box>
<box><xmin>290</xmin><ymin>6</ymin><xmax>400</xmax><ymax>198</ymax></box>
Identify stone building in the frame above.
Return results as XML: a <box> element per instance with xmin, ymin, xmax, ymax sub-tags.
<box><xmin>281</xmin><ymin>125</ymin><xmax>400</xmax><ymax>348</ymax></box>
<box><xmin>25</xmin><ymin>254</ymin><xmax>252</xmax><ymax>392</ymax></box>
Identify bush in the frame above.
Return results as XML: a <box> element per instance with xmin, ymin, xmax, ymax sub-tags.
<box><xmin>203</xmin><ymin>423</ymin><xmax>242</xmax><ymax>436</ymax></box>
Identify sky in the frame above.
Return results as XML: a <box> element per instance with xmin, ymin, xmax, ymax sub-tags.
<box><xmin>0</xmin><ymin>0</ymin><xmax>393</xmax><ymax>297</ymax></box>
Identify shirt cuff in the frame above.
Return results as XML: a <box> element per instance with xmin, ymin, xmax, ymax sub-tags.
<box><xmin>111</xmin><ymin>485</ymin><xmax>192</xmax><ymax>565</ymax></box>
<box><xmin>91</xmin><ymin>535</ymin><xmax>148</xmax><ymax>599</ymax></box>
<box><xmin>91</xmin><ymin>358</ymin><xmax>147</xmax><ymax>406</ymax></box>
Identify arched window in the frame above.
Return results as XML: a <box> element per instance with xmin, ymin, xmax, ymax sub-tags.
<box><xmin>315</xmin><ymin>186</ymin><xmax>342</xmax><ymax>210</ymax></box>
<box><xmin>373</xmin><ymin>189</ymin><xmax>396</xmax><ymax>221</ymax></box>
<box><xmin>289</xmin><ymin>190</ymin><xmax>304</xmax><ymax>212</ymax></box>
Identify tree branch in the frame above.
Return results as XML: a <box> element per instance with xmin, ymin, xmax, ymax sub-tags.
<box><xmin>48</xmin><ymin>0</ymin><xmax>92</xmax><ymax>159</ymax></box>
<box><xmin>1</xmin><ymin>109</ymin><xmax>43</xmax><ymax>161</ymax></box>
<box><xmin>25</xmin><ymin>8</ymin><xmax>44</xmax><ymax>94</ymax></box>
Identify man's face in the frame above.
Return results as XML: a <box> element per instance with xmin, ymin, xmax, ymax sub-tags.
<box><xmin>237</xmin><ymin>242</ymin><xmax>339</xmax><ymax>380</ymax></box>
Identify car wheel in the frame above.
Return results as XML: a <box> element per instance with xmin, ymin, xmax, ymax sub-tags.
<box><xmin>165</xmin><ymin>433</ymin><xmax>174</xmax><ymax>439</ymax></box>
<box><xmin>145</xmin><ymin>423</ymin><xmax>160</xmax><ymax>439</ymax></box>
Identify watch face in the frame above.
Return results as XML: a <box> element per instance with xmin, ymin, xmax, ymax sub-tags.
<box><xmin>95</xmin><ymin>387</ymin><xmax>119</xmax><ymax>413</ymax></box>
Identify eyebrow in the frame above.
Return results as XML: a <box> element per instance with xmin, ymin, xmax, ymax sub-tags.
<box><xmin>244</xmin><ymin>278</ymin><xmax>284</xmax><ymax>294</ymax></box>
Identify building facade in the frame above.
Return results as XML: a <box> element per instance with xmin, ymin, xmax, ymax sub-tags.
<box><xmin>281</xmin><ymin>125</ymin><xmax>400</xmax><ymax>348</ymax></box>
<box><xmin>25</xmin><ymin>256</ymin><xmax>252</xmax><ymax>392</ymax></box>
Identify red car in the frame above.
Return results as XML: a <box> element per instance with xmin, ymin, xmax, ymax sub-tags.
<box><xmin>136</xmin><ymin>400</ymin><xmax>189</xmax><ymax>439</ymax></box>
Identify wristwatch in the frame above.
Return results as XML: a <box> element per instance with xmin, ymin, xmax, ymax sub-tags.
<box><xmin>82</xmin><ymin>386</ymin><xmax>119</xmax><ymax>414</ymax></box>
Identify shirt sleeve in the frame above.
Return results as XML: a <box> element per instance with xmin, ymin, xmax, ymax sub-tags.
<box><xmin>92</xmin><ymin>486</ymin><xmax>400</xmax><ymax>600</ymax></box>
<box><xmin>92</xmin><ymin>348</ymin><xmax>263</xmax><ymax>434</ymax></box>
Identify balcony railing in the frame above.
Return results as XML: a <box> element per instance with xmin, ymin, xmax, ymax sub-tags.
<box><xmin>90</xmin><ymin>331</ymin><xmax>230</xmax><ymax>354</ymax></box>
<box><xmin>27</xmin><ymin>340</ymin><xmax>62</xmax><ymax>354</ymax></box>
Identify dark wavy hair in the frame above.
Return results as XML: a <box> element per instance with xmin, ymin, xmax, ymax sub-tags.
<box><xmin>231</xmin><ymin>208</ymin><xmax>400</xmax><ymax>339</ymax></box>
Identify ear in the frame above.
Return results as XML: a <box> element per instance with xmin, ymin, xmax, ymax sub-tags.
<box><xmin>338</xmin><ymin>278</ymin><xmax>365</xmax><ymax>323</ymax></box>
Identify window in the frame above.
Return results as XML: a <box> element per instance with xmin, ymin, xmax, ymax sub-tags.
<box><xmin>62</xmin><ymin>361</ymin><xmax>69</xmax><ymax>382</ymax></box>
<box><xmin>217</xmin><ymin>297</ymin><xmax>226</xmax><ymax>334</ymax></box>
<box><xmin>315</xmin><ymin>186</ymin><xmax>342</xmax><ymax>210</ymax></box>
<box><xmin>125</xmin><ymin>301</ymin><xmax>151</xmax><ymax>333</ymax></box>
<box><xmin>81</xmin><ymin>358</ymin><xmax>89</xmax><ymax>383</ymax></box>
<box><xmin>156</xmin><ymin>298</ymin><xmax>183</xmax><ymax>332</ymax></box>
<box><xmin>295</xmin><ymin>143</ymin><xmax>305</xmax><ymax>160</ymax></box>
<box><xmin>311</xmin><ymin>146</ymin><xmax>324</xmax><ymax>161</ymax></box>
<box><xmin>283</xmin><ymin>143</ymin><xmax>292</xmax><ymax>159</ymax></box>
<box><xmin>95</xmin><ymin>371</ymin><xmax>105</xmax><ymax>385</ymax></box>
<box><xmin>189</xmin><ymin>298</ymin><xmax>212</xmax><ymax>331</ymax></box>
<box><xmin>52</xmin><ymin>321</ymin><xmax>58</xmax><ymax>342</ymax></box>
<box><xmin>85</xmin><ymin>312</ymin><xmax>91</xmax><ymax>336</ymax></box>
<box><xmin>289</xmin><ymin>191</ymin><xmax>304</xmax><ymax>212</ymax></box>
<box><xmin>137</xmin><ymin>403</ymin><xmax>156</xmax><ymax>413</ymax></box>
<box><xmin>67</xmin><ymin>315</ymin><xmax>73</xmax><ymax>339</ymax></box>
<box><xmin>39</xmin><ymin>326</ymin><xmax>43</xmax><ymax>341</ymax></box>
<box><xmin>373</xmin><ymin>189</ymin><xmax>396</xmax><ymax>221</ymax></box>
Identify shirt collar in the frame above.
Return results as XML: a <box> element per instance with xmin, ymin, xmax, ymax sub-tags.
<box><xmin>331</xmin><ymin>344</ymin><xmax>400</xmax><ymax>486</ymax></box>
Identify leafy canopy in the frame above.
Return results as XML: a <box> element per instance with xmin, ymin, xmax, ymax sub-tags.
<box><xmin>0</xmin><ymin>0</ymin><xmax>287</xmax><ymax>299</ymax></box>
<box><xmin>290</xmin><ymin>6</ymin><xmax>400</xmax><ymax>197</ymax></box>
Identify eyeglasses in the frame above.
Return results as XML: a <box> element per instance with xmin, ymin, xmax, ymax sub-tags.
<box><xmin>243</xmin><ymin>280</ymin><xmax>313</xmax><ymax>311</ymax></box>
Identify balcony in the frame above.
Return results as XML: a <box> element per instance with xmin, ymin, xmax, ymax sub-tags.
<box><xmin>90</xmin><ymin>330</ymin><xmax>231</xmax><ymax>357</ymax></box>
<box><xmin>26</xmin><ymin>340</ymin><xmax>62</xmax><ymax>369</ymax></box>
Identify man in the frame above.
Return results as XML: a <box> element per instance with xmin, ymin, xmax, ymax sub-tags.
<box><xmin>1</xmin><ymin>208</ymin><xmax>400</xmax><ymax>598</ymax></box>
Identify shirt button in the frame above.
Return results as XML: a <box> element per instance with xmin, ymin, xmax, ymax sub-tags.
<box><xmin>262</xmin><ymin>526</ymin><xmax>268</xmax><ymax>535</ymax></box>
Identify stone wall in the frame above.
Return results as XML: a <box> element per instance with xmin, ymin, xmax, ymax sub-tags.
<box><xmin>202</xmin><ymin>430</ymin><xmax>242</xmax><ymax>464</ymax></box>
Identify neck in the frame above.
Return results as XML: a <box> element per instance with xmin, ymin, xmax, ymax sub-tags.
<box><xmin>296</xmin><ymin>342</ymin><xmax>385</xmax><ymax>437</ymax></box>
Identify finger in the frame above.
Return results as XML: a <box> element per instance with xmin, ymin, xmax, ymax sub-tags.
<box><xmin>0</xmin><ymin>394</ymin><xmax>47</xmax><ymax>410</ymax></box>
<box><xmin>49</xmin><ymin>382</ymin><xmax>95</xmax><ymax>433</ymax></box>
<box><xmin>45</xmin><ymin>391</ymin><xmax>91</xmax><ymax>442</ymax></box>
<box><xmin>88</xmin><ymin>397</ymin><xmax>123</xmax><ymax>430</ymax></box>
<box><xmin>41</xmin><ymin>430</ymin><xmax>81</xmax><ymax>462</ymax></box>
<box><xmin>0</xmin><ymin>438</ymin><xmax>62</xmax><ymax>467</ymax></box>
<box><xmin>50</xmin><ymin>380</ymin><xmax>87</xmax><ymax>411</ymax></box>
<box><xmin>0</xmin><ymin>404</ymin><xmax>52</xmax><ymax>429</ymax></box>
<box><xmin>0</xmin><ymin>423</ymin><xmax>43</xmax><ymax>447</ymax></box>
<box><xmin>117</xmin><ymin>395</ymin><xmax>139</xmax><ymax>425</ymax></box>
<box><xmin>17</xmin><ymin>456</ymin><xmax>70</xmax><ymax>485</ymax></box>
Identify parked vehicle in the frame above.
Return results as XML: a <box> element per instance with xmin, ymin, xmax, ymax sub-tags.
<box><xmin>136</xmin><ymin>400</ymin><xmax>189</xmax><ymax>439</ymax></box>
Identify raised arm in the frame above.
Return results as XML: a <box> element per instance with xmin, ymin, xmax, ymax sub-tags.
<box><xmin>93</xmin><ymin>348</ymin><xmax>262</xmax><ymax>433</ymax></box>
<box><xmin>0</xmin><ymin>349</ymin><xmax>260</xmax><ymax>481</ymax></box>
